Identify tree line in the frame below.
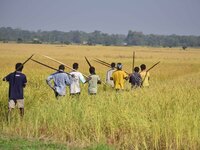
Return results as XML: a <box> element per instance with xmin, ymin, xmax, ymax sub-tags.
<box><xmin>0</xmin><ymin>27</ymin><xmax>200</xmax><ymax>47</ymax></box>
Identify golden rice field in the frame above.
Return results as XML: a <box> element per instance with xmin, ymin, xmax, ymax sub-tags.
<box><xmin>0</xmin><ymin>43</ymin><xmax>200</xmax><ymax>149</ymax></box>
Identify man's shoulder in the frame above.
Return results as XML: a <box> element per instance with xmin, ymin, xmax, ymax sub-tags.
<box><xmin>16</xmin><ymin>72</ymin><xmax>26</xmax><ymax>77</ymax></box>
<box><xmin>140</xmin><ymin>71</ymin><xmax>145</xmax><ymax>75</ymax></box>
<box><xmin>122</xmin><ymin>70</ymin><xmax>127</xmax><ymax>74</ymax></box>
<box><xmin>91</xmin><ymin>74</ymin><xmax>99</xmax><ymax>78</ymax></box>
<box><xmin>61</xmin><ymin>72</ymin><xmax>69</xmax><ymax>77</ymax></box>
<box><xmin>112</xmin><ymin>70</ymin><xmax>119</xmax><ymax>74</ymax></box>
<box><xmin>76</xmin><ymin>71</ymin><xmax>83</xmax><ymax>76</ymax></box>
<box><xmin>70</xmin><ymin>71</ymin><xmax>82</xmax><ymax>75</ymax></box>
<box><xmin>130</xmin><ymin>73</ymin><xmax>134</xmax><ymax>77</ymax></box>
<box><xmin>9</xmin><ymin>71</ymin><xmax>17</xmax><ymax>75</ymax></box>
<box><xmin>141</xmin><ymin>71</ymin><xmax>149</xmax><ymax>74</ymax></box>
<box><xmin>145</xmin><ymin>72</ymin><xmax>150</xmax><ymax>77</ymax></box>
<box><xmin>134</xmin><ymin>72</ymin><xmax>140</xmax><ymax>75</ymax></box>
<box><xmin>51</xmin><ymin>72</ymin><xmax>68</xmax><ymax>78</ymax></box>
<box><xmin>6</xmin><ymin>72</ymin><xmax>13</xmax><ymax>77</ymax></box>
<box><xmin>95</xmin><ymin>74</ymin><xmax>100</xmax><ymax>78</ymax></box>
<box><xmin>107</xmin><ymin>68</ymin><xmax>114</xmax><ymax>72</ymax></box>
<box><xmin>4</xmin><ymin>72</ymin><xmax>14</xmax><ymax>80</ymax></box>
<box><xmin>140</xmin><ymin>71</ymin><xmax>149</xmax><ymax>77</ymax></box>
<box><xmin>55</xmin><ymin>71</ymin><xmax>67</xmax><ymax>75</ymax></box>
<box><xmin>19</xmin><ymin>72</ymin><xmax>26</xmax><ymax>76</ymax></box>
<box><xmin>51</xmin><ymin>71</ymin><xmax>59</xmax><ymax>76</ymax></box>
<box><xmin>118</xmin><ymin>70</ymin><xmax>126</xmax><ymax>74</ymax></box>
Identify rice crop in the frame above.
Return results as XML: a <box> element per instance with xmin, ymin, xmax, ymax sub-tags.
<box><xmin>0</xmin><ymin>43</ymin><xmax>200</xmax><ymax>149</ymax></box>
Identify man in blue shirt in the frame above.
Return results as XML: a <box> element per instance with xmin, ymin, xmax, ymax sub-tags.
<box><xmin>46</xmin><ymin>65</ymin><xmax>71</xmax><ymax>99</ymax></box>
<box><xmin>3</xmin><ymin>63</ymin><xmax>27</xmax><ymax>118</ymax></box>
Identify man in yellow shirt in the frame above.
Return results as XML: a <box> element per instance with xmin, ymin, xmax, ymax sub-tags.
<box><xmin>140</xmin><ymin>64</ymin><xmax>150</xmax><ymax>87</ymax></box>
<box><xmin>111</xmin><ymin>63</ymin><xmax>128</xmax><ymax>90</ymax></box>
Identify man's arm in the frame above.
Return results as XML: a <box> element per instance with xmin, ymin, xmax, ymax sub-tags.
<box><xmin>23</xmin><ymin>75</ymin><xmax>27</xmax><ymax>88</ymax></box>
<box><xmin>124</xmin><ymin>72</ymin><xmax>129</xmax><ymax>80</ymax></box>
<box><xmin>2</xmin><ymin>74</ymin><xmax>10</xmax><ymax>81</ymax></box>
<box><xmin>79</xmin><ymin>73</ymin><xmax>87</xmax><ymax>84</ymax></box>
<box><xmin>85</xmin><ymin>76</ymin><xmax>92</xmax><ymax>83</ymax></box>
<box><xmin>124</xmin><ymin>77</ymin><xmax>129</xmax><ymax>80</ymax></box>
<box><xmin>46</xmin><ymin>75</ymin><xmax>55</xmax><ymax>90</ymax></box>
<box><xmin>138</xmin><ymin>74</ymin><xmax>142</xmax><ymax>86</ymax></box>
<box><xmin>97</xmin><ymin>76</ymin><xmax>101</xmax><ymax>84</ymax></box>
<box><xmin>148</xmin><ymin>72</ymin><xmax>150</xmax><ymax>81</ymax></box>
<box><xmin>65</xmin><ymin>74</ymin><xmax>72</xmax><ymax>86</ymax></box>
<box><xmin>129</xmin><ymin>75</ymin><xmax>133</xmax><ymax>83</ymax></box>
<box><xmin>110</xmin><ymin>71</ymin><xmax>114</xmax><ymax>80</ymax></box>
<box><xmin>97</xmin><ymin>80</ymin><xmax>101</xmax><ymax>84</ymax></box>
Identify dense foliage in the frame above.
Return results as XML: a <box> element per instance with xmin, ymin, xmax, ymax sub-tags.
<box><xmin>0</xmin><ymin>27</ymin><xmax>200</xmax><ymax>47</ymax></box>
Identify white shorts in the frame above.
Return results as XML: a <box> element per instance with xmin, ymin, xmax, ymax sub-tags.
<box><xmin>9</xmin><ymin>99</ymin><xmax>24</xmax><ymax>109</ymax></box>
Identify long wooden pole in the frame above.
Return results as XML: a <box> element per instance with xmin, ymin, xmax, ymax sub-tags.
<box><xmin>132</xmin><ymin>51</ymin><xmax>135</xmax><ymax>72</ymax></box>
<box><xmin>85</xmin><ymin>56</ymin><xmax>92</xmax><ymax>67</ymax></box>
<box><xmin>93</xmin><ymin>59</ymin><xmax>111</xmax><ymax>67</ymax></box>
<box><xmin>31</xmin><ymin>58</ymin><xmax>71</xmax><ymax>75</ymax></box>
<box><xmin>94</xmin><ymin>58</ymin><xmax>110</xmax><ymax>66</ymax></box>
<box><xmin>93</xmin><ymin>58</ymin><xmax>130</xmax><ymax>74</ymax></box>
<box><xmin>84</xmin><ymin>57</ymin><xmax>106</xmax><ymax>85</ymax></box>
<box><xmin>12</xmin><ymin>54</ymin><xmax>35</xmax><ymax>83</ymax></box>
<box><xmin>141</xmin><ymin>61</ymin><xmax>160</xmax><ymax>85</ymax></box>
<box><xmin>40</xmin><ymin>54</ymin><xmax>89</xmax><ymax>78</ymax></box>
<box><xmin>146</xmin><ymin>61</ymin><xmax>160</xmax><ymax>72</ymax></box>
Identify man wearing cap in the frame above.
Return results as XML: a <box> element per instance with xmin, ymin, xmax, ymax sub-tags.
<box><xmin>46</xmin><ymin>65</ymin><xmax>71</xmax><ymax>99</ymax></box>
<box><xmin>111</xmin><ymin>63</ymin><xmax>128</xmax><ymax>91</ymax></box>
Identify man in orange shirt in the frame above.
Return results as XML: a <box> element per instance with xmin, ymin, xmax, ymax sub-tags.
<box><xmin>111</xmin><ymin>63</ymin><xmax>128</xmax><ymax>91</ymax></box>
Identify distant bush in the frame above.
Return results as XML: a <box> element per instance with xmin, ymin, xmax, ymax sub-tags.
<box><xmin>182</xmin><ymin>46</ymin><xmax>187</xmax><ymax>50</ymax></box>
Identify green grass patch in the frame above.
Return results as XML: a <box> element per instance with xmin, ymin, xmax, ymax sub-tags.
<box><xmin>0</xmin><ymin>136</ymin><xmax>113</xmax><ymax>150</ymax></box>
<box><xmin>0</xmin><ymin>136</ymin><xmax>67</xmax><ymax>150</ymax></box>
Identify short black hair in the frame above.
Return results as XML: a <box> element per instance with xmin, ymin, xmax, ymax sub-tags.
<box><xmin>15</xmin><ymin>63</ymin><xmax>23</xmax><ymax>71</ymax></box>
<box><xmin>134</xmin><ymin>67</ymin><xmax>140</xmax><ymax>72</ymax></box>
<box><xmin>59</xmin><ymin>64</ymin><xmax>65</xmax><ymax>71</ymax></box>
<box><xmin>140</xmin><ymin>64</ymin><xmax>146</xmax><ymax>71</ymax></box>
<box><xmin>89</xmin><ymin>66</ymin><xmax>95</xmax><ymax>74</ymax></box>
<box><xmin>73</xmin><ymin>63</ymin><xmax>78</xmax><ymax>69</ymax></box>
<box><xmin>111</xmin><ymin>62</ymin><xmax>115</xmax><ymax>68</ymax></box>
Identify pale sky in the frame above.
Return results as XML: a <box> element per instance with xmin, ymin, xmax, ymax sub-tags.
<box><xmin>0</xmin><ymin>0</ymin><xmax>200</xmax><ymax>35</ymax></box>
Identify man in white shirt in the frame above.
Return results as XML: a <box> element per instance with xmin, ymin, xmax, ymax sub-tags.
<box><xmin>69</xmin><ymin>63</ymin><xmax>86</xmax><ymax>95</ymax></box>
<box><xmin>106</xmin><ymin>62</ymin><xmax>115</xmax><ymax>87</ymax></box>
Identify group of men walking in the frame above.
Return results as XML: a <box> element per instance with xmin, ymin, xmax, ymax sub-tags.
<box><xmin>46</xmin><ymin>62</ymin><xmax>150</xmax><ymax>98</ymax></box>
<box><xmin>3</xmin><ymin>61</ymin><xmax>150</xmax><ymax>117</ymax></box>
<box><xmin>106</xmin><ymin>62</ymin><xmax>150</xmax><ymax>89</ymax></box>
<box><xmin>46</xmin><ymin>63</ymin><xmax>101</xmax><ymax>98</ymax></box>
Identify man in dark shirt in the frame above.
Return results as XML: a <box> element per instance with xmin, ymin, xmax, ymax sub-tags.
<box><xmin>3</xmin><ymin>63</ymin><xmax>27</xmax><ymax>117</ymax></box>
<box><xmin>129</xmin><ymin>66</ymin><xmax>142</xmax><ymax>89</ymax></box>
